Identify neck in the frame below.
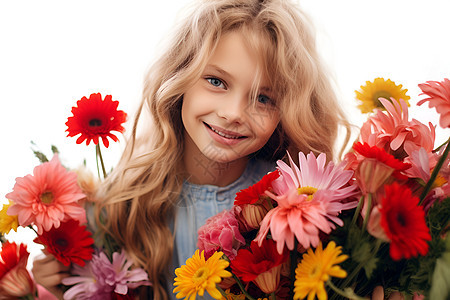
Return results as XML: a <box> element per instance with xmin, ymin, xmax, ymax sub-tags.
<box><xmin>183</xmin><ymin>136</ymin><xmax>248</xmax><ymax>187</ymax></box>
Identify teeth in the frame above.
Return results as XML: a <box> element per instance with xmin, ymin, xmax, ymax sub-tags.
<box><xmin>211</xmin><ymin>127</ymin><xmax>241</xmax><ymax>139</ymax></box>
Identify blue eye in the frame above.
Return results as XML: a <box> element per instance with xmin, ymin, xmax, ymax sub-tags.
<box><xmin>206</xmin><ymin>78</ymin><xmax>225</xmax><ymax>89</ymax></box>
<box><xmin>258</xmin><ymin>94</ymin><xmax>272</xmax><ymax>104</ymax></box>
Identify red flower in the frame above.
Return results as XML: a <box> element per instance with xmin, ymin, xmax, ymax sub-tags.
<box><xmin>231</xmin><ymin>239</ymin><xmax>288</xmax><ymax>293</ymax></box>
<box><xmin>66</xmin><ymin>93</ymin><xmax>127</xmax><ymax>148</ymax></box>
<box><xmin>354</xmin><ymin>142</ymin><xmax>410</xmax><ymax>176</ymax></box>
<box><xmin>234</xmin><ymin>171</ymin><xmax>279</xmax><ymax>205</ymax></box>
<box><xmin>379</xmin><ymin>183</ymin><xmax>431</xmax><ymax>260</ymax></box>
<box><xmin>0</xmin><ymin>242</ymin><xmax>35</xmax><ymax>298</ymax></box>
<box><xmin>34</xmin><ymin>219</ymin><xmax>95</xmax><ymax>266</ymax></box>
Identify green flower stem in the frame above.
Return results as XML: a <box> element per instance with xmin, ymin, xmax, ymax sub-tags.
<box><xmin>290</xmin><ymin>238</ymin><xmax>299</xmax><ymax>300</ymax></box>
<box><xmin>338</xmin><ymin>260</ymin><xmax>365</xmax><ymax>294</ymax></box>
<box><xmin>271</xmin><ymin>292</ymin><xmax>276</xmax><ymax>299</ymax></box>
<box><xmin>217</xmin><ymin>286</ymin><xmax>228</xmax><ymax>298</ymax></box>
<box><xmin>327</xmin><ymin>280</ymin><xmax>351</xmax><ymax>299</ymax></box>
<box><xmin>327</xmin><ymin>280</ymin><xmax>367</xmax><ymax>300</ymax></box>
<box><xmin>337</xmin><ymin>238</ymin><xmax>381</xmax><ymax>296</ymax></box>
<box><xmin>351</xmin><ymin>195</ymin><xmax>365</xmax><ymax>226</ymax></box>
<box><xmin>420</xmin><ymin>138</ymin><xmax>450</xmax><ymax>204</ymax></box>
<box><xmin>361</xmin><ymin>193</ymin><xmax>372</xmax><ymax>232</ymax></box>
<box><xmin>265</xmin><ymin>196</ymin><xmax>274</xmax><ymax>210</ymax></box>
<box><xmin>96</xmin><ymin>144</ymin><xmax>107</xmax><ymax>179</ymax></box>
<box><xmin>231</xmin><ymin>273</ymin><xmax>257</xmax><ymax>300</ymax></box>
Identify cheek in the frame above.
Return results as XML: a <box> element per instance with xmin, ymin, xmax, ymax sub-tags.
<box><xmin>254</xmin><ymin>114</ymin><xmax>280</xmax><ymax>143</ymax></box>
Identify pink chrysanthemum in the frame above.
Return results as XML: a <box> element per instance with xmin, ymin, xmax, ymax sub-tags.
<box><xmin>256</xmin><ymin>152</ymin><xmax>358</xmax><ymax>254</ymax></box>
<box><xmin>5</xmin><ymin>155</ymin><xmax>86</xmax><ymax>234</ymax></box>
<box><xmin>197</xmin><ymin>209</ymin><xmax>246</xmax><ymax>260</ymax></box>
<box><xmin>418</xmin><ymin>78</ymin><xmax>450</xmax><ymax>128</ymax></box>
<box><xmin>360</xmin><ymin>98</ymin><xmax>435</xmax><ymax>159</ymax></box>
<box><xmin>62</xmin><ymin>250</ymin><xmax>151</xmax><ymax>300</ymax></box>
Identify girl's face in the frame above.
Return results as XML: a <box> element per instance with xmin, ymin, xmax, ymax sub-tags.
<box><xmin>182</xmin><ymin>30</ymin><xmax>280</xmax><ymax>165</ymax></box>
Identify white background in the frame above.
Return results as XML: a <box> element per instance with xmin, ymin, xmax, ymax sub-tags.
<box><xmin>1</xmin><ymin>0</ymin><xmax>449</xmax><ymax>259</ymax></box>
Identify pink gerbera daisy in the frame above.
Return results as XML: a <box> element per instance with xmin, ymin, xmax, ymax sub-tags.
<box><xmin>256</xmin><ymin>152</ymin><xmax>358</xmax><ymax>253</ymax></box>
<box><xmin>418</xmin><ymin>78</ymin><xmax>450</xmax><ymax>128</ymax></box>
<box><xmin>360</xmin><ymin>98</ymin><xmax>435</xmax><ymax>159</ymax></box>
<box><xmin>5</xmin><ymin>155</ymin><xmax>86</xmax><ymax>234</ymax></box>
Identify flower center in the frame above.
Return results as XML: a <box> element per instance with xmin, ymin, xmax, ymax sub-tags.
<box><xmin>309</xmin><ymin>264</ymin><xmax>322</xmax><ymax>278</ymax></box>
<box><xmin>372</xmin><ymin>91</ymin><xmax>392</xmax><ymax>107</ymax></box>
<box><xmin>193</xmin><ymin>267</ymin><xmax>209</xmax><ymax>283</ymax></box>
<box><xmin>40</xmin><ymin>191</ymin><xmax>54</xmax><ymax>204</ymax></box>
<box><xmin>297</xmin><ymin>186</ymin><xmax>318</xmax><ymax>201</ymax></box>
<box><xmin>55</xmin><ymin>238</ymin><xmax>69</xmax><ymax>250</ymax></box>
<box><xmin>397</xmin><ymin>213</ymin><xmax>406</xmax><ymax>227</ymax></box>
<box><xmin>432</xmin><ymin>174</ymin><xmax>447</xmax><ymax>189</ymax></box>
<box><xmin>89</xmin><ymin>118</ymin><xmax>102</xmax><ymax>127</ymax></box>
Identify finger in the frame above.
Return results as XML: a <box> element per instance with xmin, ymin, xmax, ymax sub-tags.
<box><xmin>372</xmin><ymin>286</ymin><xmax>384</xmax><ymax>300</ymax></box>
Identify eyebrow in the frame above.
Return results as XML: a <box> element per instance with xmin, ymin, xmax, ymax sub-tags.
<box><xmin>204</xmin><ymin>64</ymin><xmax>273</xmax><ymax>94</ymax></box>
<box><xmin>204</xmin><ymin>64</ymin><xmax>234</xmax><ymax>80</ymax></box>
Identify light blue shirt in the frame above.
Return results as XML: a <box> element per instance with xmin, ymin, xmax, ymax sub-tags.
<box><xmin>169</xmin><ymin>158</ymin><xmax>275</xmax><ymax>299</ymax></box>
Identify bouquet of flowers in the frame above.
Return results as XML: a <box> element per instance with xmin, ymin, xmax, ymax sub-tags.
<box><xmin>173</xmin><ymin>78</ymin><xmax>450</xmax><ymax>300</ymax></box>
<box><xmin>0</xmin><ymin>93</ymin><xmax>151</xmax><ymax>299</ymax></box>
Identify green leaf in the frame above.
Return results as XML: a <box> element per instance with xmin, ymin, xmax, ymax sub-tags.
<box><xmin>429</xmin><ymin>252</ymin><xmax>450</xmax><ymax>300</ymax></box>
<box><xmin>51</xmin><ymin>145</ymin><xmax>59</xmax><ymax>154</ymax></box>
<box><xmin>363</xmin><ymin>256</ymin><xmax>379</xmax><ymax>279</ymax></box>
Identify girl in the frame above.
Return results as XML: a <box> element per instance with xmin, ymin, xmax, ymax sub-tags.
<box><xmin>33</xmin><ymin>0</ymin><xmax>351</xmax><ymax>299</ymax></box>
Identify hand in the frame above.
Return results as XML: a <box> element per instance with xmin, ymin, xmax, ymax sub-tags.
<box><xmin>32</xmin><ymin>253</ymin><xmax>70</xmax><ymax>300</ymax></box>
<box><xmin>372</xmin><ymin>286</ymin><xmax>405</xmax><ymax>300</ymax></box>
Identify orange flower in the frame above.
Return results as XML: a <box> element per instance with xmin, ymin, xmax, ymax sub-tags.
<box><xmin>66</xmin><ymin>93</ymin><xmax>127</xmax><ymax>148</ymax></box>
<box><xmin>0</xmin><ymin>242</ymin><xmax>35</xmax><ymax>298</ymax></box>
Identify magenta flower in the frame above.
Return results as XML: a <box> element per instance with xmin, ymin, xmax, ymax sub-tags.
<box><xmin>256</xmin><ymin>152</ymin><xmax>358</xmax><ymax>254</ymax></box>
<box><xmin>62</xmin><ymin>250</ymin><xmax>151</xmax><ymax>300</ymax></box>
<box><xmin>197</xmin><ymin>209</ymin><xmax>246</xmax><ymax>260</ymax></box>
<box><xmin>418</xmin><ymin>78</ymin><xmax>450</xmax><ymax>128</ymax></box>
<box><xmin>6</xmin><ymin>155</ymin><xmax>86</xmax><ymax>234</ymax></box>
<box><xmin>360</xmin><ymin>98</ymin><xmax>435</xmax><ymax>159</ymax></box>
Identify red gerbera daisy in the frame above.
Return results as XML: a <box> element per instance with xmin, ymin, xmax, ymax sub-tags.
<box><xmin>34</xmin><ymin>219</ymin><xmax>95</xmax><ymax>266</ymax></box>
<box><xmin>66</xmin><ymin>93</ymin><xmax>127</xmax><ymax>148</ymax></box>
<box><xmin>352</xmin><ymin>142</ymin><xmax>411</xmax><ymax>194</ymax></box>
<box><xmin>234</xmin><ymin>171</ymin><xmax>279</xmax><ymax>205</ymax></box>
<box><xmin>231</xmin><ymin>239</ymin><xmax>288</xmax><ymax>293</ymax></box>
<box><xmin>379</xmin><ymin>182</ymin><xmax>431</xmax><ymax>260</ymax></box>
<box><xmin>0</xmin><ymin>242</ymin><xmax>35</xmax><ymax>297</ymax></box>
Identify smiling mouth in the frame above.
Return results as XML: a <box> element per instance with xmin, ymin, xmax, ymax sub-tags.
<box><xmin>204</xmin><ymin>122</ymin><xmax>246</xmax><ymax>139</ymax></box>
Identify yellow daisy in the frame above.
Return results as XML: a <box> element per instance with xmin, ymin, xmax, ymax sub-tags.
<box><xmin>293</xmin><ymin>241</ymin><xmax>348</xmax><ymax>300</ymax></box>
<box><xmin>0</xmin><ymin>200</ymin><xmax>19</xmax><ymax>234</ymax></box>
<box><xmin>174</xmin><ymin>250</ymin><xmax>232</xmax><ymax>300</ymax></box>
<box><xmin>355</xmin><ymin>77</ymin><xmax>410</xmax><ymax>113</ymax></box>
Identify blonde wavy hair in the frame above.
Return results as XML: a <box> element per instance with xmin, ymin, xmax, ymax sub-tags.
<box><xmin>95</xmin><ymin>0</ymin><xmax>350</xmax><ymax>298</ymax></box>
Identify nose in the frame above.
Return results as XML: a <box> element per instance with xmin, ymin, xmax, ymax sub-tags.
<box><xmin>217</xmin><ymin>91</ymin><xmax>247</xmax><ymax>123</ymax></box>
